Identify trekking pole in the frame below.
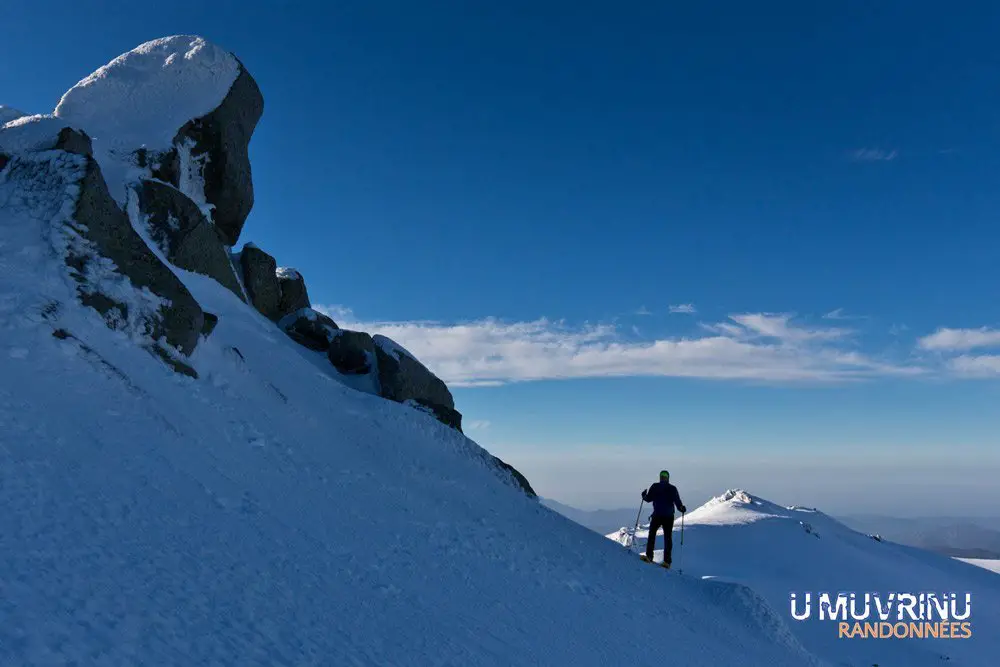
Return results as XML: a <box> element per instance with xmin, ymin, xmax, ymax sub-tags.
<box><xmin>629</xmin><ymin>499</ymin><xmax>644</xmax><ymax>553</ymax></box>
<box><xmin>678</xmin><ymin>512</ymin><xmax>685</xmax><ymax>573</ymax></box>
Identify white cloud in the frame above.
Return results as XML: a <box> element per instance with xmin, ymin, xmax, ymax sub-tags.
<box><xmin>727</xmin><ymin>313</ymin><xmax>851</xmax><ymax>342</ymax></box>
<box><xmin>948</xmin><ymin>355</ymin><xmax>1000</xmax><ymax>377</ymax></box>
<box><xmin>634</xmin><ymin>306</ymin><xmax>652</xmax><ymax>316</ymax></box>
<box><xmin>851</xmin><ymin>148</ymin><xmax>898</xmax><ymax>162</ymax></box>
<box><xmin>917</xmin><ymin>327</ymin><xmax>1000</xmax><ymax>352</ymax></box>
<box><xmin>822</xmin><ymin>308</ymin><xmax>867</xmax><ymax>321</ymax></box>
<box><xmin>465</xmin><ymin>420</ymin><xmax>491</xmax><ymax>430</ymax></box>
<box><xmin>668</xmin><ymin>304</ymin><xmax>696</xmax><ymax>314</ymax></box>
<box><xmin>315</xmin><ymin>306</ymin><xmax>919</xmax><ymax>386</ymax></box>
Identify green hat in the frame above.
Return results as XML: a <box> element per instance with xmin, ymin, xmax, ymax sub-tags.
<box><xmin>659</xmin><ymin>470</ymin><xmax>670</xmax><ymax>481</ymax></box>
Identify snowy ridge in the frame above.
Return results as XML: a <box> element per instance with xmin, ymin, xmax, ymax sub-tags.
<box><xmin>609</xmin><ymin>489</ymin><xmax>1000</xmax><ymax>666</ymax></box>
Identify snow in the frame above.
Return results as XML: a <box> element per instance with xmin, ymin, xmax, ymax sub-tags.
<box><xmin>0</xmin><ymin>104</ymin><xmax>27</xmax><ymax>125</ymax></box>
<box><xmin>54</xmin><ymin>35</ymin><xmax>238</xmax><ymax>152</ymax></box>
<box><xmin>611</xmin><ymin>490</ymin><xmax>1000</xmax><ymax>666</ymax></box>
<box><xmin>373</xmin><ymin>332</ymin><xmax>417</xmax><ymax>362</ymax></box>
<box><xmin>175</xmin><ymin>136</ymin><xmax>214</xmax><ymax>219</ymax></box>
<box><xmin>276</xmin><ymin>266</ymin><xmax>301</xmax><ymax>280</ymax></box>
<box><xmin>958</xmin><ymin>558</ymin><xmax>1000</xmax><ymax>574</ymax></box>
<box><xmin>1</xmin><ymin>175</ymin><xmax>823</xmax><ymax>666</ymax></box>
<box><xmin>53</xmin><ymin>35</ymin><xmax>239</xmax><ymax>204</ymax></box>
<box><xmin>0</xmin><ymin>115</ymin><xmax>75</xmax><ymax>153</ymax></box>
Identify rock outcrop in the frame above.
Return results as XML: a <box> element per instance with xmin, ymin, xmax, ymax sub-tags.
<box><xmin>134</xmin><ymin>179</ymin><xmax>244</xmax><ymax>300</ymax></box>
<box><xmin>277</xmin><ymin>268</ymin><xmax>310</xmax><ymax>317</ymax></box>
<box><xmin>239</xmin><ymin>244</ymin><xmax>282</xmax><ymax>320</ymax></box>
<box><xmin>278</xmin><ymin>308</ymin><xmax>339</xmax><ymax>351</ymax></box>
<box><xmin>327</xmin><ymin>330</ymin><xmax>375</xmax><ymax>375</ymax></box>
<box><xmin>492</xmin><ymin>457</ymin><xmax>537</xmax><ymax>497</ymax></box>
<box><xmin>4</xmin><ymin>35</ymin><xmax>535</xmax><ymax>495</ymax></box>
<box><xmin>171</xmin><ymin>64</ymin><xmax>263</xmax><ymax>246</ymax></box>
<box><xmin>373</xmin><ymin>335</ymin><xmax>455</xmax><ymax>410</ymax></box>
<box><xmin>71</xmin><ymin>156</ymin><xmax>205</xmax><ymax>358</ymax></box>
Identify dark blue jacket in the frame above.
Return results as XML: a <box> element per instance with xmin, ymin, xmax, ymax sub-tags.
<box><xmin>643</xmin><ymin>481</ymin><xmax>686</xmax><ymax>518</ymax></box>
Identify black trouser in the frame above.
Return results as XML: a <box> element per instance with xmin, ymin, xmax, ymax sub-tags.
<box><xmin>646</xmin><ymin>513</ymin><xmax>675</xmax><ymax>563</ymax></box>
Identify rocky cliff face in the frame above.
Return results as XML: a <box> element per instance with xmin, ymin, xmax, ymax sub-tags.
<box><xmin>0</xmin><ymin>34</ymin><xmax>533</xmax><ymax>497</ymax></box>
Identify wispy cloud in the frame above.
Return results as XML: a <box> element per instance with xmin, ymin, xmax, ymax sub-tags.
<box><xmin>948</xmin><ymin>355</ymin><xmax>1000</xmax><ymax>378</ymax></box>
<box><xmin>727</xmin><ymin>313</ymin><xmax>852</xmax><ymax>342</ymax></box>
<box><xmin>634</xmin><ymin>306</ymin><xmax>653</xmax><ymax>316</ymax></box>
<box><xmin>465</xmin><ymin>419</ymin><xmax>492</xmax><ymax>430</ymax></box>
<box><xmin>668</xmin><ymin>304</ymin><xmax>697</xmax><ymax>314</ymax></box>
<box><xmin>315</xmin><ymin>306</ymin><xmax>920</xmax><ymax>386</ymax></box>
<box><xmin>823</xmin><ymin>308</ymin><xmax>867</xmax><ymax>321</ymax></box>
<box><xmin>918</xmin><ymin>327</ymin><xmax>1000</xmax><ymax>352</ymax></box>
<box><xmin>850</xmin><ymin>148</ymin><xmax>898</xmax><ymax>162</ymax></box>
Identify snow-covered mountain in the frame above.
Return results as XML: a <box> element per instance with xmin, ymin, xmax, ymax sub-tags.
<box><xmin>0</xmin><ymin>36</ymin><xmax>829</xmax><ymax>666</ymax></box>
<box><xmin>609</xmin><ymin>489</ymin><xmax>1000</xmax><ymax>667</ymax></box>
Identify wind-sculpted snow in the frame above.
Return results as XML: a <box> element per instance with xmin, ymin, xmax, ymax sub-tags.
<box><xmin>612</xmin><ymin>490</ymin><xmax>1000</xmax><ymax>666</ymax></box>
<box><xmin>54</xmin><ymin>36</ymin><xmax>239</xmax><ymax>152</ymax></box>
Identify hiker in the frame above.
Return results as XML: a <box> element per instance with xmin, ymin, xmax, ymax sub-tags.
<box><xmin>640</xmin><ymin>470</ymin><xmax>686</xmax><ymax>568</ymax></box>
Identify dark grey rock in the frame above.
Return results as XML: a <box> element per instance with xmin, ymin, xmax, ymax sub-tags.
<box><xmin>135</xmin><ymin>179</ymin><xmax>245</xmax><ymax>300</ymax></box>
<box><xmin>406</xmin><ymin>399</ymin><xmax>463</xmax><ymax>432</ymax></box>
<box><xmin>201</xmin><ymin>312</ymin><xmax>219</xmax><ymax>338</ymax></box>
<box><xmin>492</xmin><ymin>456</ymin><xmax>537</xmax><ymax>497</ymax></box>
<box><xmin>277</xmin><ymin>269</ymin><xmax>310</xmax><ymax>317</ymax></box>
<box><xmin>327</xmin><ymin>330</ymin><xmax>375</xmax><ymax>375</ymax></box>
<box><xmin>70</xmin><ymin>156</ymin><xmax>204</xmax><ymax>357</ymax></box>
<box><xmin>173</xmin><ymin>63</ymin><xmax>263</xmax><ymax>246</ymax></box>
<box><xmin>0</xmin><ymin>154</ymin><xmax>8</xmax><ymax>172</ymax></box>
<box><xmin>277</xmin><ymin>307</ymin><xmax>339</xmax><ymax>351</ymax></box>
<box><xmin>373</xmin><ymin>334</ymin><xmax>454</xmax><ymax>409</ymax></box>
<box><xmin>135</xmin><ymin>147</ymin><xmax>179</xmax><ymax>185</ymax></box>
<box><xmin>238</xmin><ymin>244</ymin><xmax>281</xmax><ymax>320</ymax></box>
<box><xmin>55</xmin><ymin>127</ymin><xmax>93</xmax><ymax>156</ymax></box>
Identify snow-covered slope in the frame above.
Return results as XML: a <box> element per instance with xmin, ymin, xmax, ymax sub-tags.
<box><xmin>958</xmin><ymin>558</ymin><xmax>1000</xmax><ymax>574</ymax></box>
<box><xmin>0</xmin><ymin>168</ymin><xmax>822</xmax><ymax>664</ymax></box>
<box><xmin>611</xmin><ymin>490</ymin><xmax>1000</xmax><ymax>667</ymax></box>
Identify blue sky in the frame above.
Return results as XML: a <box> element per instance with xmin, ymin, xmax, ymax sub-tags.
<box><xmin>3</xmin><ymin>1</ymin><xmax>1000</xmax><ymax>515</ymax></box>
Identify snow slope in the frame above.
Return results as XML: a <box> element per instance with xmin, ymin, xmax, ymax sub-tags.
<box><xmin>0</xmin><ymin>165</ymin><xmax>821</xmax><ymax>664</ymax></box>
<box><xmin>958</xmin><ymin>559</ymin><xmax>1000</xmax><ymax>574</ymax></box>
<box><xmin>611</xmin><ymin>490</ymin><xmax>1000</xmax><ymax>667</ymax></box>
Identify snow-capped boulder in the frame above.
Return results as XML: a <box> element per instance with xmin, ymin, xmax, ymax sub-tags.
<box><xmin>277</xmin><ymin>267</ymin><xmax>310</xmax><ymax>317</ymax></box>
<box><xmin>132</xmin><ymin>180</ymin><xmax>244</xmax><ymax>300</ymax></box>
<box><xmin>238</xmin><ymin>243</ymin><xmax>282</xmax><ymax>320</ymax></box>
<box><xmin>54</xmin><ymin>35</ymin><xmax>263</xmax><ymax>245</ymax></box>
<box><xmin>0</xmin><ymin>115</ymin><xmax>92</xmax><ymax>155</ymax></box>
<box><xmin>327</xmin><ymin>330</ymin><xmax>375</xmax><ymax>375</ymax></box>
<box><xmin>278</xmin><ymin>307</ymin><xmax>339</xmax><ymax>351</ymax></box>
<box><xmin>373</xmin><ymin>334</ymin><xmax>455</xmax><ymax>410</ymax></box>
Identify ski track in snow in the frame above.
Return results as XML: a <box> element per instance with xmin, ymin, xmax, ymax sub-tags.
<box><xmin>0</xmin><ymin>156</ymin><xmax>822</xmax><ymax>666</ymax></box>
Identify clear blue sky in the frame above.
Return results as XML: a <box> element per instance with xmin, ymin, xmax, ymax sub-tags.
<box><xmin>4</xmin><ymin>1</ymin><xmax>1000</xmax><ymax>515</ymax></box>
